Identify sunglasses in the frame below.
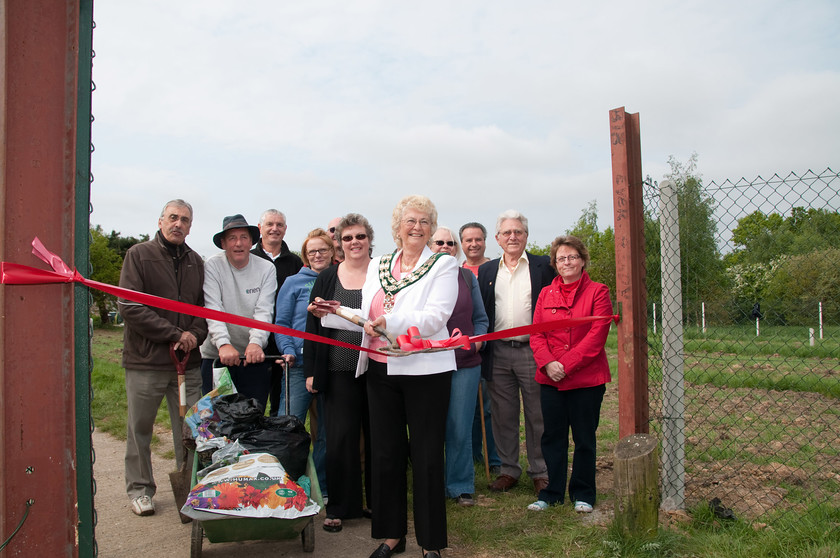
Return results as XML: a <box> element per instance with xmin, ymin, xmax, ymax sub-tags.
<box><xmin>341</xmin><ymin>233</ymin><xmax>368</xmax><ymax>242</ymax></box>
<box><xmin>434</xmin><ymin>240</ymin><xmax>455</xmax><ymax>247</ymax></box>
<box><xmin>328</xmin><ymin>227</ymin><xmax>336</xmax><ymax>233</ymax></box>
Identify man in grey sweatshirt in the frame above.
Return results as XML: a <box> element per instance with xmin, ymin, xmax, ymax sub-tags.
<box><xmin>199</xmin><ymin>214</ymin><xmax>277</xmax><ymax>408</ymax></box>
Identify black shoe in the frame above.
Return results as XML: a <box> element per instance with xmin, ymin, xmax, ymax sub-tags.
<box><xmin>369</xmin><ymin>537</ymin><xmax>407</xmax><ymax>558</ymax></box>
<box><xmin>423</xmin><ymin>551</ymin><xmax>442</xmax><ymax>558</ymax></box>
<box><xmin>454</xmin><ymin>493</ymin><xmax>475</xmax><ymax>507</ymax></box>
<box><xmin>323</xmin><ymin>516</ymin><xmax>342</xmax><ymax>533</ymax></box>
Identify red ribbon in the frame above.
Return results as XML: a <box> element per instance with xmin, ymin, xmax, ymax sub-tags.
<box><xmin>389</xmin><ymin>313</ymin><xmax>619</xmax><ymax>354</ymax></box>
<box><xmin>2</xmin><ymin>238</ymin><xmax>620</xmax><ymax>356</ymax></box>
<box><xmin>2</xmin><ymin>238</ymin><xmax>382</xmax><ymax>356</ymax></box>
<box><xmin>396</xmin><ymin>327</ymin><xmax>471</xmax><ymax>352</ymax></box>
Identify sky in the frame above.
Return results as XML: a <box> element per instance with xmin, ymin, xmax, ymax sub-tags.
<box><xmin>89</xmin><ymin>0</ymin><xmax>840</xmax><ymax>260</ymax></box>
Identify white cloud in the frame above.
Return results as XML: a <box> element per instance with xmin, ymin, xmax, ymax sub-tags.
<box><xmin>90</xmin><ymin>0</ymin><xmax>840</xmax><ymax>259</ymax></box>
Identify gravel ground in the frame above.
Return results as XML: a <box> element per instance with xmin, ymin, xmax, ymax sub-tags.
<box><xmin>92</xmin><ymin>428</ymin><xmax>416</xmax><ymax>557</ymax></box>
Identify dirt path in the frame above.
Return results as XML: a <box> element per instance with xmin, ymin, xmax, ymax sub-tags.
<box><xmin>92</xmin><ymin>428</ymin><xmax>415</xmax><ymax>557</ymax></box>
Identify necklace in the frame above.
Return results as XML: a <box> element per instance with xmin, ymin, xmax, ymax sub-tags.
<box><xmin>379</xmin><ymin>251</ymin><xmax>445</xmax><ymax>313</ymax></box>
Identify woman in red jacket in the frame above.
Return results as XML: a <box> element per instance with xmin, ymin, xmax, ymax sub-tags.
<box><xmin>527</xmin><ymin>235</ymin><xmax>613</xmax><ymax>513</ymax></box>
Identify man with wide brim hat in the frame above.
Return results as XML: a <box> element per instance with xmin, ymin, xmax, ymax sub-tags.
<box><xmin>212</xmin><ymin>214</ymin><xmax>260</xmax><ymax>249</ymax></box>
<box><xmin>199</xmin><ymin>214</ymin><xmax>277</xmax><ymax>408</ymax></box>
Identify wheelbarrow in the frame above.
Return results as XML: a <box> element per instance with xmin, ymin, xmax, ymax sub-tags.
<box><xmin>189</xmin><ymin>453</ymin><xmax>323</xmax><ymax>555</ymax></box>
<box><xmin>188</xmin><ymin>359</ymin><xmax>324</xmax><ymax>556</ymax></box>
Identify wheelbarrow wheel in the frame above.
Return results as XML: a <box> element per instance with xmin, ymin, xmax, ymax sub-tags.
<box><xmin>190</xmin><ymin>520</ymin><xmax>203</xmax><ymax>557</ymax></box>
<box><xmin>301</xmin><ymin>516</ymin><xmax>315</xmax><ymax>552</ymax></box>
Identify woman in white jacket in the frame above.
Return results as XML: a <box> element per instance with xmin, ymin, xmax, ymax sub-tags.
<box><xmin>310</xmin><ymin>195</ymin><xmax>457</xmax><ymax>558</ymax></box>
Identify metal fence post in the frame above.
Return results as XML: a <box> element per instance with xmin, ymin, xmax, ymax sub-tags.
<box><xmin>609</xmin><ymin>107</ymin><xmax>649</xmax><ymax>437</ymax></box>
<box><xmin>658</xmin><ymin>179</ymin><xmax>685</xmax><ymax>510</ymax></box>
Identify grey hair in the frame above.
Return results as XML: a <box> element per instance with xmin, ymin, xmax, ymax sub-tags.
<box><xmin>433</xmin><ymin>226</ymin><xmax>460</xmax><ymax>259</ymax></box>
<box><xmin>259</xmin><ymin>209</ymin><xmax>286</xmax><ymax>225</ymax></box>
<box><xmin>160</xmin><ymin>199</ymin><xmax>193</xmax><ymax>220</ymax></box>
<box><xmin>495</xmin><ymin>209</ymin><xmax>528</xmax><ymax>235</ymax></box>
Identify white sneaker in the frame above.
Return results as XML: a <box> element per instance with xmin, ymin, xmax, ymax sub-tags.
<box><xmin>574</xmin><ymin>501</ymin><xmax>593</xmax><ymax>513</ymax></box>
<box><xmin>131</xmin><ymin>495</ymin><xmax>155</xmax><ymax>516</ymax></box>
<box><xmin>527</xmin><ymin>500</ymin><xmax>549</xmax><ymax>511</ymax></box>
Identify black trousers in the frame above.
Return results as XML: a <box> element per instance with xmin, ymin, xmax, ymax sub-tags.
<box><xmin>538</xmin><ymin>383</ymin><xmax>605</xmax><ymax>506</ymax></box>
<box><xmin>324</xmin><ymin>370</ymin><xmax>372</xmax><ymax>519</ymax></box>
<box><xmin>200</xmin><ymin>358</ymin><xmax>272</xmax><ymax>410</ymax></box>
<box><xmin>366</xmin><ymin>360</ymin><xmax>451</xmax><ymax>551</ymax></box>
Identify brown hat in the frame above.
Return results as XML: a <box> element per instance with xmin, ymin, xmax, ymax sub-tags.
<box><xmin>213</xmin><ymin>214</ymin><xmax>260</xmax><ymax>249</ymax></box>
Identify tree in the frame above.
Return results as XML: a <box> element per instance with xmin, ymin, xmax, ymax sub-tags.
<box><xmin>765</xmin><ymin>248</ymin><xmax>840</xmax><ymax>325</ymax></box>
<box><xmin>729</xmin><ymin>207</ymin><xmax>840</xmax><ymax>266</ymax></box>
<box><xmin>89</xmin><ymin>226</ymin><xmax>123</xmax><ymax>324</ymax></box>
<box><xmin>566</xmin><ymin>201</ymin><xmax>616</xmax><ymax>297</ymax></box>
<box><xmin>108</xmin><ymin>229</ymin><xmax>149</xmax><ymax>259</ymax></box>
<box><xmin>659</xmin><ymin>154</ymin><xmax>728</xmax><ymax>325</ymax></box>
<box><xmin>726</xmin><ymin>207</ymin><xmax>840</xmax><ymax>324</ymax></box>
<box><xmin>528</xmin><ymin>201</ymin><xmax>619</xmax><ymax>300</ymax></box>
<box><xmin>89</xmin><ymin>226</ymin><xmax>148</xmax><ymax>324</ymax></box>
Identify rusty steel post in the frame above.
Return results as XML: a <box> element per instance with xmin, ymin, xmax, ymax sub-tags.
<box><xmin>1</xmin><ymin>1</ymin><xmax>83</xmax><ymax>555</ymax></box>
<box><xmin>609</xmin><ymin>107</ymin><xmax>649</xmax><ymax>438</ymax></box>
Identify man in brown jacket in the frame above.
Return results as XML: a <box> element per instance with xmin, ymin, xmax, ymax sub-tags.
<box><xmin>117</xmin><ymin>199</ymin><xmax>207</xmax><ymax>516</ymax></box>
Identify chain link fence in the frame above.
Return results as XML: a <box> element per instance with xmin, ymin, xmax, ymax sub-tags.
<box><xmin>643</xmin><ymin>168</ymin><xmax>840</xmax><ymax>521</ymax></box>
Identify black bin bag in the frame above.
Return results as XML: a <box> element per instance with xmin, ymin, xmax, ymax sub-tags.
<box><xmin>237</xmin><ymin>415</ymin><xmax>311</xmax><ymax>480</ymax></box>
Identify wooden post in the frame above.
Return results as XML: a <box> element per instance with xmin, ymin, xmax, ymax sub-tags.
<box><xmin>614</xmin><ymin>434</ymin><xmax>659</xmax><ymax>536</ymax></box>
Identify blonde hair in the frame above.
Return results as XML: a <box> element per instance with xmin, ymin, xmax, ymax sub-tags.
<box><xmin>390</xmin><ymin>195</ymin><xmax>438</xmax><ymax>248</ymax></box>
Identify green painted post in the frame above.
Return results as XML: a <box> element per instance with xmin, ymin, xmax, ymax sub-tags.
<box><xmin>75</xmin><ymin>1</ymin><xmax>96</xmax><ymax>555</ymax></box>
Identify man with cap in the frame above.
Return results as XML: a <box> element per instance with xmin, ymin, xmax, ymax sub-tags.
<box><xmin>199</xmin><ymin>214</ymin><xmax>277</xmax><ymax>408</ymax></box>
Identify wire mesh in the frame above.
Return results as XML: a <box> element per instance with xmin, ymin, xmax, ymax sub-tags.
<box><xmin>643</xmin><ymin>168</ymin><xmax>840</xmax><ymax>522</ymax></box>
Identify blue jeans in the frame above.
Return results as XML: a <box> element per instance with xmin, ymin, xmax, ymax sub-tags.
<box><xmin>472</xmin><ymin>377</ymin><xmax>502</xmax><ymax>467</ymax></box>
<box><xmin>278</xmin><ymin>366</ymin><xmax>327</xmax><ymax>497</ymax></box>
<box><xmin>277</xmin><ymin>366</ymin><xmax>312</xmax><ymax>420</ymax></box>
<box><xmin>445</xmin><ymin>365</ymin><xmax>481</xmax><ymax>497</ymax></box>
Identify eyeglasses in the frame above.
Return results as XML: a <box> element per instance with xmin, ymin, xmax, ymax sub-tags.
<box><xmin>555</xmin><ymin>254</ymin><xmax>581</xmax><ymax>263</ymax></box>
<box><xmin>341</xmin><ymin>233</ymin><xmax>368</xmax><ymax>242</ymax></box>
<box><xmin>166</xmin><ymin>214</ymin><xmax>191</xmax><ymax>225</ymax></box>
<box><xmin>328</xmin><ymin>227</ymin><xmax>336</xmax><ymax>233</ymax></box>
<box><xmin>307</xmin><ymin>248</ymin><xmax>331</xmax><ymax>257</ymax></box>
<box><xmin>403</xmin><ymin>218</ymin><xmax>431</xmax><ymax>228</ymax></box>
<box><xmin>499</xmin><ymin>229</ymin><xmax>525</xmax><ymax>238</ymax></box>
<box><xmin>434</xmin><ymin>240</ymin><xmax>455</xmax><ymax>247</ymax></box>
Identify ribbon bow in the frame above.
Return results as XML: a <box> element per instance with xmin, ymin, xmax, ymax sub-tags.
<box><xmin>396</xmin><ymin>327</ymin><xmax>471</xmax><ymax>353</ymax></box>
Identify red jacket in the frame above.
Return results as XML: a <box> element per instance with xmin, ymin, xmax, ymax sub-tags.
<box><xmin>530</xmin><ymin>271</ymin><xmax>613</xmax><ymax>391</ymax></box>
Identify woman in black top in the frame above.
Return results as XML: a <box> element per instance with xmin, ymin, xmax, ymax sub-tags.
<box><xmin>304</xmin><ymin>213</ymin><xmax>374</xmax><ymax>533</ymax></box>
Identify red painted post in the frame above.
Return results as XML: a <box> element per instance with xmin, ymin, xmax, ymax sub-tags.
<box><xmin>1</xmin><ymin>1</ymin><xmax>82</xmax><ymax>555</ymax></box>
<box><xmin>609</xmin><ymin>107</ymin><xmax>649</xmax><ymax>438</ymax></box>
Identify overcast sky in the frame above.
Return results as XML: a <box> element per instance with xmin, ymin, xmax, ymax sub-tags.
<box><xmin>89</xmin><ymin>1</ymin><xmax>839</xmax><ymax>260</ymax></box>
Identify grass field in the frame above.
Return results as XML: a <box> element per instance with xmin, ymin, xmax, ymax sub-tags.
<box><xmin>91</xmin><ymin>325</ymin><xmax>177</xmax><ymax>456</ymax></box>
<box><xmin>91</xmin><ymin>324</ymin><xmax>840</xmax><ymax>557</ymax></box>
